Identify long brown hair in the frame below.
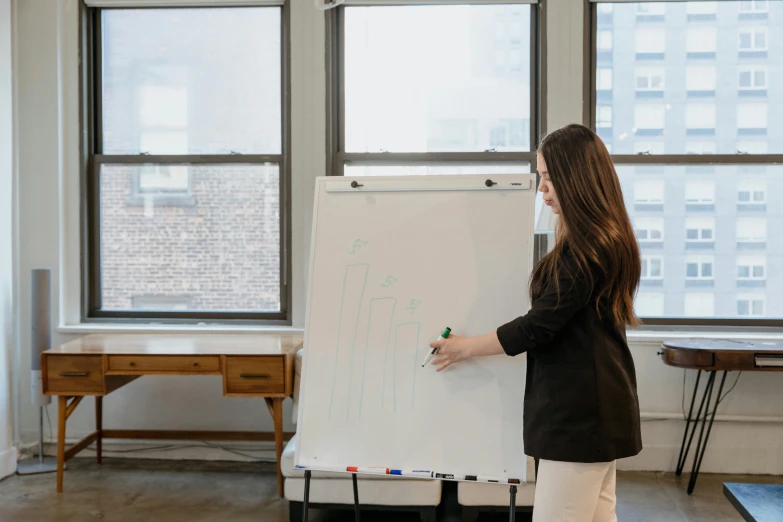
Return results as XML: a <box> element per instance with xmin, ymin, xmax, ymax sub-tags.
<box><xmin>531</xmin><ymin>124</ymin><xmax>641</xmax><ymax>327</ymax></box>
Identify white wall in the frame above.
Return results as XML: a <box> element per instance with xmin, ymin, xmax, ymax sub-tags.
<box><xmin>10</xmin><ymin>0</ymin><xmax>783</xmax><ymax>475</ymax></box>
<box><xmin>1</xmin><ymin>0</ymin><xmax>17</xmax><ymax>479</ymax></box>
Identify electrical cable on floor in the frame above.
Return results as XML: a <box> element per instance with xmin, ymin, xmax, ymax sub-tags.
<box><xmin>680</xmin><ymin>369</ymin><xmax>743</xmax><ymax>425</ymax></box>
<box><xmin>75</xmin><ymin>441</ymin><xmax>278</xmax><ymax>463</ymax></box>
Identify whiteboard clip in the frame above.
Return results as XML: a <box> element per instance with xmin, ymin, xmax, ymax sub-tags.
<box><xmin>485</xmin><ymin>179</ymin><xmax>497</xmax><ymax>187</ymax></box>
<box><xmin>350</xmin><ymin>180</ymin><xmax>363</xmax><ymax>189</ymax></box>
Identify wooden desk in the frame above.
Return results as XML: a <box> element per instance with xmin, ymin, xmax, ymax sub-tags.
<box><xmin>660</xmin><ymin>339</ymin><xmax>783</xmax><ymax>495</ymax></box>
<box><xmin>43</xmin><ymin>333</ymin><xmax>303</xmax><ymax>496</ymax></box>
<box><xmin>724</xmin><ymin>483</ymin><xmax>783</xmax><ymax>522</ymax></box>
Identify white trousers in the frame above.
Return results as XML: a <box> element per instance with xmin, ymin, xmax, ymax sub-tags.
<box><xmin>532</xmin><ymin>459</ymin><xmax>617</xmax><ymax>522</ymax></box>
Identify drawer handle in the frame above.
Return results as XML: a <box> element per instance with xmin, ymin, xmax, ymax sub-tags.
<box><xmin>129</xmin><ymin>362</ymin><xmax>136</xmax><ymax>367</ymax></box>
<box><xmin>239</xmin><ymin>373</ymin><xmax>271</xmax><ymax>380</ymax></box>
<box><xmin>193</xmin><ymin>362</ymin><xmax>199</xmax><ymax>367</ymax></box>
<box><xmin>59</xmin><ymin>372</ymin><xmax>89</xmax><ymax>377</ymax></box>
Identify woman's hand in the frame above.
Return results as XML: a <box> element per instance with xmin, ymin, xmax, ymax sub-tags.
<box><xmin>429</xmin><ymin>335</ymin><xmax>473</xmax><ymax>372</ymax></box>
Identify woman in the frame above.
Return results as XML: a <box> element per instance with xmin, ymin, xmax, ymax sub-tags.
<box><xmin>430</xmin><ymin>124</ymin><xmax>642</xmax><ymax>522</ymax></box>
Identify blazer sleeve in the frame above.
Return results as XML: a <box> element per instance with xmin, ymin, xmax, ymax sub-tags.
<box><xmin>496</xmin><ymin>254</ymin><xmax>594</xmax><ymax>357</ymax></box>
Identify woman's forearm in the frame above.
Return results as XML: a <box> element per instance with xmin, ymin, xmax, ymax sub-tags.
<box><xmin>465</xmin><ymin>331</ymin><xmax>506</xmax><ymax>358</ymax></box>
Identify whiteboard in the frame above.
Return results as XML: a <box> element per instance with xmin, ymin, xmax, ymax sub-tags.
<box><xmin>295</xmin><ymin>174</ymin><xmax>536</xmax><ymax>484</ymax></box>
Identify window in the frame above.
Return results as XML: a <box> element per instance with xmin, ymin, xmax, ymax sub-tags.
<box><xmin>686</xmin><ymin>27</ymin><xmax>717</xmax><ymax>57</ymax></box>
<box><xmin>635</xmin><ymin>179</ymin><xmax>665</xmax><ymax>205</ymax></box>
<box><xmin>635</xmin><ymin>217</ymin><xmax>664</xmax><ymax>242</ymax></box>
<box><xmin>739</xmin><ymin>0</ymin><xmax>769</xmax><ymax>13</ymax></box>
<box><xmin>685</xmin><ymin>217</ymin><xmax>715</xmax><ymax>242</ymax></box>
<box><xmin>737</xmin><ymin>103</ymin><xmax>768</xmax><ymax>132</ymax></box>
<box><xmin>635</xmin><ymin>28</ymin><xmax>666</xmax><ymax>57</ymax></box>
<box><xmin>737</xmin><ymin>294</ymin><xmax>765</xmax><ymax>317</ymax></box>
<box><xmin>686</xmin><ymin>2</ymin><xmax>717</xmax><ymax>16</ymax></box>
<box><xmin>685</xmin><ymin>180</ymin><xmax>715</xmax><ymax>206</ymax></box>
<box><xmin>686</xmin><ymin>141</ymin><xmax>716</xmax><ymax>155</ymax></box>
<box><xmin>736</xmin><ymin>141</ymin><xmax>768</xmax><ymax>154</ymax></box>
<box><xmin>636</xmin><ymin>3</ymin><xmax>666</xmax><ymax>16</ymax></box>
<box><xmin>738</xmin><ymin>66</ymin><xmax>767</xmax><ymax>92</ymax></box>
<box><xmin>686</xmin><ymin>256</ymin><xmax>714</xmax><ymax>280</ymax></box>
<box><xmin>684</xmin><ymin>293</ymin><xmax>715</xmax><ymax>317</ymax></box>
<box><xmin>634</xmin><ymin>141</ymin><xmax>665</xmax><ymax>155</ymax></box>
<box><xmin>597</xmin><ymin>106</ymin><xmax>613</xmax><ymax>128</ymax></box>
<box><xmin>598</xmin><ymin>30</ymin><xmax>613</xmax><ymax>51</ymax></box>
<box><xmin>91</xmin><ymin>6</ymin><xmax>287</xmax><ymax>320</ymax></box>
<box><xmin>737</xmin><ymin>217</ymin><xmax>766</xmax><ymax>243</ymax></box>
<box><xmin>597</xmin><ymin>68</ymin><xmax>613</xmax><ymax>91</ymax></box>
<box><xmin>737</xmin><ymin>255</ymin><xmax>766</xmax><ymax>281</ymax></box>
<box><xmin>686</xmin><ymin>66</ymin><xmax>716</xmax><ymax>93</ymax></box>
<box><xmin>737</xmin><ymin>179</ymin><xmax>766</xmax><ymax>206</ymax></box>
<box><xmin>598</xmin><ymin>4</ymin><xmax>614</xmax><ymax>14</ymax></box>
<box><xmin>634</xmin><ymin>104</ymin><xmax>665</xmax><ymax>132</ymax></box>
<box><xmin>686</xmin><ymin>104</ymin><xmax>716</xmax><ymax>133</ymax></box>
<box><xmin>641</xmin><ymin>255</ymin><xmax>664</xmax><ymax>280</ymax></box>
<box><xmin>635</xmin><ymin>293</ymin><xmax>664</xmax><ymax>317</ymax></box>
<box><xmin>635</xmin><ymin>67</ymin><xmax>665</xmax><ymax>92</ymax></box>
<box><xmin>738</xmin><ymin>28</ymin><xmax>768</xmax><ymax>52</ymax></box>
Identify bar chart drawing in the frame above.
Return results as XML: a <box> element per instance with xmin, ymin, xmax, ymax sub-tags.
<box><xmin>395</xmin><ymin>322</ymin><xmax>421</xmax><ymax>412</ymax></box>
<box><xmin>357</xmin><ymin>297</ymin><xmax>396</xmax><ymax>420</ymax></box>
<box><xmin>328</xmin><ymin>263</ymin><xmax>369</xmax><ymax>422</ymax></box>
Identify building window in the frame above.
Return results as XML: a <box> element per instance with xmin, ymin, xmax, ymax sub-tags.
<box><xmin>635</xmin><ymin>293</ymin><xmax>664</xmax><ymax>317</ymax></box>
<box><xmin>686</xmin><ymin>1</ymin><xmax>717</xmax><ymax>20</ymax></box>
<box><xmin>684</xmin><ymin>293</ymin><xmax>715</xmax><ymax>317</ymax></box>
<box><xmin>635</xmin><ymin>179</ymin><xmax>665</xmax><ymax>208</ymax></box>
<box><xmin>597</xmin><ymin>67</ymin><xmax>613</xmax><ymax>92</ymax></box>
<box><xmin>685</xmin><ymin>141</ymin><xmax>716</xmax><ymax>155</ymax></box>
<box><xmin>736</xmin><ymin>217</ymin><xmax>766</xmax><ymax>246</ymax></box>
<box><xmin>641</xmin><ymin>255</ymin><xmax>664</xmax><ymax>281</ymax></box>
<box><xmin>635</xmin><ymin>67</ymin><xmax>665</xmax><ymax>97</ymax></box>
<box><xmin>686</xmin><ymin>104</ymin><xmax>716</xmax><ymax>135</ymax></box>
<box><xmin>737</xmin><ymin>103</ymin><xmax>768</xmax><ymax>135</ymax></box>
<box><xmin>738</xmin><ymin>27</ymin><xmax>768</xmax><ymax>56</ymax></box>
<box><xmin>737</xmin><ymin>255</ymin><xmax>766</xmax><ymax>286</ymax></box>
<box><xmin>635</xmin><ymin>217</ymin><xmax>664</xmax><ymax>245</ymax></box>
<box><xmin>598</xmin><ymin>29</ymin><xmax>613</xmax><ymax>52</ymax></box>
<box><xmin>634</xmin><ymin>141</ymin><xmax>665</xmax><ymax>155</ymax></box>
<box><xmin>634</xmin><ymin>104</ymin><xmax>665</xmax><ymax>135</ymax></box>
<box><xmin>597</xmin><ymin>106</ymin><xmax>613</xmax><ymax>129</ymax></box>
<box><xmin>739</xmin><ymin>0</ymin><xmax>769</xmax><ymax>19</ymax></box>
<box><xmin>636</xmin><ymin>3</ymin><xmax>666</xmax><ymax>18</ymax></box>
<box><xmin>685</xmin><ymin>217</ymin><xmax>715</xmax><ymax>245</ymax></box>
<box><xmin>686</xmin><ymin>255</ymin><xmax>714</xmax><ymax>288</ymax></box>
<box><xmin>685</xmin><ymin>180</ymin><xmax>716</xmax><ymax>210</ymax></box>
<box><xmin>738</xmin><ymin>66</ymin><xmax>767</xmax><ymax>95</ymax></box>
<box><xmin>90</xmin><ymin>6</ymin><xmax>287</xmax><ymax>320</ymax></box>
<box><xmin>737</xmin><ymin>294</ymin><xmax>765</xmax><ymax>317</ymax></box>
<box><xmin>737</xmin><ymin>179</ymin><xmax>766</xmax><ymax>210</ymax></box>
<box><xmin>687</xmin><ymin>27</ymin><xmax>717</xmax><ymax>59</ymax></box>
<box><xmin>635</xmin><ymin>28</ymin><xmax>666</xmax><ymax>59</ymax></box>
<box><xmin>686</xmin><ymin>66</ymin><xmax>716</xmax><ymax>96</ymax></box>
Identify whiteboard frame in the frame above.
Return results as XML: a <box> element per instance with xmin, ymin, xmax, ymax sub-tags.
<box><xmin>295</xmin><ymin>173</ymin><xmax>537</xmax><ymax>483</ymax></box>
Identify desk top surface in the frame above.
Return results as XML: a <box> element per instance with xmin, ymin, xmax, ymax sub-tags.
<box><xmin>45</xmin><ymin>333</ymin><xmax>304</xmax><ymax>356</ymax></box>
<box><xmin>662</xmin><ymin>339</ymin><xmax>783</xmax><ymax>352</ymax></box>
<box><xmin>724</xmin><ymin>483</ymin><xmax>783</xmax><ymax>522</ymax></box>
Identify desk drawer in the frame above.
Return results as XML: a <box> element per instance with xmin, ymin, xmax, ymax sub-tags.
<box><xmin>108</xmin><ymin>355</ymin><xmax>220</xmax><ymax>373</ymax></box>
<box><xmin>45</xmin><ymin>355</ymin><xmax>104</xmax><ymax>394</ymax></box>
<box><xmin>225</xmin><ymin>356</ymin><xmax>285</xmax><ymax>394</ymax></box>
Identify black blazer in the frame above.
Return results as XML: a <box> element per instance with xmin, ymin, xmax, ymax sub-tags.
<box><xmin>496</xmin><ymin>249</ymin><xmax>642</xmax><ymax>463</ymax></box>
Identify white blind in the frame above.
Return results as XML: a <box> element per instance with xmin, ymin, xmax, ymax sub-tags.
<box><xmin>590</xmin><ymin>0</ymin><xmax>718</xmax><ymax>3</ymax></box>
<box><xmin>341</xmin><ymin>0</ymin><xmax>539</xmax><ymax>5</ymax></box>
<box><xmin>84</xmin><ymin>0</ymin><xmax>283</xmax><ymax>7</ymax></box>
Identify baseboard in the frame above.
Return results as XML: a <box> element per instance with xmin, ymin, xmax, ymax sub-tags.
<box><xmin>0</xmin><ymin>447</ymin><xmax>17</xmax><ymax>479</ymax></box>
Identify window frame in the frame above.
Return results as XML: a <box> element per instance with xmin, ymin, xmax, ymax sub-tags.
<box><xmin>82</xmin><ymin>2</ymin><xmax>292</xmax><ymax>323</ymax></box>
<box><xmin>326</xmin><ymin>2</ymin><xmax>543</xmax><ymax>179</ymax></box>
<box><xmin>586</xmin><ymin>1</ymin><xmax>783</xmax><ymax>327</ymax></box>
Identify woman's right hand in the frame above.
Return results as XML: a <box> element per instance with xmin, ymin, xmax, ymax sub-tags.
<box><xmin>429</xmin><ymin>335</ymin><xmax>472</xmax><ymax>372</ymax></box>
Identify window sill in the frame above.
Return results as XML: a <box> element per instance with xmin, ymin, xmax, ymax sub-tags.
<box><xmin>58</xmin><ymin>323</ymin><xmax>304</xmax><ymax>335</ymax></box>
<box><xmin>627</xmin><ymin>327</ymin><xmax>783</xmax><ymax>344</ymax></box>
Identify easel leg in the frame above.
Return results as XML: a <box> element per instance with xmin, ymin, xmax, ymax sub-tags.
<box><xmin>57</xmin><ymin>396</ymin><xmax>67</xmax><ymax>493</ymax></box>
<box><xmin>352</xmin><ymin>473</ymin><xmax>361</xmax><ymax>522</ymax></box>
<box><xmin>509</xmin><ymin>484</ymin><xmax>517</xmax><ymax>522</ymax></box>
<box><xmin>676</xmin><ymin>370</ymin><xmax>702</xmax><ymax>475</ymax></box>
<box><xmin>272</xmin><ymin>398</ymin><xmax>285</xmax><ymax>497</ymax></box>
<box><xmin>302</xmin><ymin>470</ymin><xmax>311</xmax><ymax>522</ymax></box>
<box><xmin>687</xmin><ymin>371</ymin><xmax>728</xmax><ymax>495</ymax></box>
<box><xmin>95</xmin><ymin>396</ymin><xmax>103</xmax><ymax>464</ymax></box>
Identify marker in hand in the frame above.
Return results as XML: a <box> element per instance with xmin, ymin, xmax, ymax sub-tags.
<box><xmin>421</xmin><ymin>327</ymin><xmax>451</xmax><ymax>367</ymax></box>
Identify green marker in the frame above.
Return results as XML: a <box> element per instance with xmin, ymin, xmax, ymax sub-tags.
<box><xmin>421</xmin><ymin>327</ymin><xmax>451</xmax><ymax>367</ymax></box>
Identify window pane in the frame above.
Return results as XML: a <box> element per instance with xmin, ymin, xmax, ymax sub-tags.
<box><xmin>615</xmin><ymin>164</ymin><xmax>783</xmax><ymax>320</ymax></box>
<box><xmin>344</xmin><ymin>5</ymin><xmax>531</xmax><ymax>153</ymax></box>
<box><xmin>344</xmin><ymin>164</ymin><xmax>530</xmax><ymax>177</ymax></box>
<box><xmin>101</xmin><ymin>8</ymin><xmax>282</xmax><ymax>155</ymax></box>
<box><xmin>99</xmin><ymin>163</ymin><xmax>281</xmax><ymax>312</ymax></box>
<box><xmin>595</xmin><ymin>2</ymin><xmax>783</xmax><ymax>154</ymax></box>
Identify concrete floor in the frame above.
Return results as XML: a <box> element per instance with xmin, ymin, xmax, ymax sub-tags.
<box><xmin>1</xmin><ymin>458</ymin><xmax>781</xmax><ymax>522</ymax></box>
